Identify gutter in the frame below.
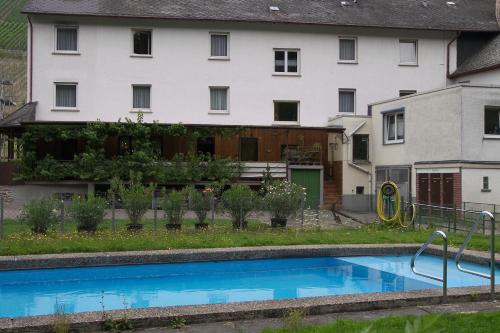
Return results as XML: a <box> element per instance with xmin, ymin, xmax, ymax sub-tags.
<box><xmin>27</xmin><ymin>16</ymin><xmax>33</xmax><ymax>103</ymax></box>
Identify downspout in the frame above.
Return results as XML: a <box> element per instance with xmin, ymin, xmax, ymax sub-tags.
<box><xmin>27</xmin><ymin>16</ymin><xmax>33</xmax><ymax>103</ymax></box>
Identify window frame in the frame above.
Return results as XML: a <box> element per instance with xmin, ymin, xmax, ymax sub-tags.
<box><xmin>338</xmin><ymin>88</ymin><xmax>356</xmax><ymax>113</ymax></box>
<box><xmin>482</xmin><ymin>176</ymin><xmax>491</xmax><ymax>192</ymax></box>
<box><xmin>382</xmin><ymin>108</ymin><xmax>405</xmax><ymax>145</ymax></box>
<box><xmin>131</xmin><ymin>84</ymin><xmax>152</xmax><ymax>112</ymax></box>
<box><xmin>209</xmin><ymin>32</ymin><xmax>230</xmax><ymax>60</ymax></box>
<box><xmin>352</xmin><ymin>134</ymin><xmax>369</xmax><ymax>162</ymax></box>
<box><xmin>131</xmin><ymin>29</ymin><xmax>153</xmax><ymax>57</ymax></box>
<box><xmin>239</xmin><ymin>137</ymin><xmax>259</xmax><ymax>162</ymax></box>
<box><xmin>338</xmin><ymin>36</ymin><xmax>358</xmax><ymax>64</ymax></box>
<box><xmin>209</xmin><ymin>86</ymin><xmax>230</xmax><ymax>114</ymax></box>
<box><xmin>54</xmin><ymin>25</ymin><xmax>79</xmax><ymax>54</ymax></box>
<box><xmin>273</xmin><ymin>100</ymin><xmax>300</xmax><ymax>125</ymax></box>
<box><xmin>273</xmin><ymin>49</ymin><xmax>301</xmax><ymax>76</ymax></box>
<box><xmin>484</xmin><ymin>106</ymin><xmax>500</xmax><ymax>137</ymax></box>
<box><xmin>399</xmin><ymin>39</ymin><xmax>418</xmax><ymax>66</ymax></box>
<box><xmin>53</xmin><ymin>82</ymin><xmax>78</xmax><ymax>111</ymax></box>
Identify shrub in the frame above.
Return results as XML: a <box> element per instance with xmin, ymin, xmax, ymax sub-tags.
<box><xmin>188</xmin><ymin>187</ymin><xmax>214</xmax><ymax>224</ymax></box>
<box><xmin>112</xmin><ymin>172</ymin><xmax>153</xmax><ymax>228</ymax></box>
<box><xmin>162</xmin><ymin>189</ymin><xmax>187</xmax><ymax>225</ymax></box>
<box><xmin>68</xmin><ymin>195</ymin><xmax>107</xmax><ymax>232</ymax></box>
<box><xmin>221</xmin><ymin>184</ymin><xmax>257</xmax><ymax>229</ymax></box>
<box><xmin>19</xmin><ymin>198</ymin><xmax>58</xmax><ymax>234</ymax></box>
<box><xmin>263</xmin><ymin>180</ymin><xmax>305</xmax><ymax>220</ymax></box>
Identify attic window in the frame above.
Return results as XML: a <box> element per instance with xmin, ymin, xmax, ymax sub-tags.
<box><xmin>270</xmin><ymin>6</ymin><xmax>280</xmax><ymax>11</ymax></box>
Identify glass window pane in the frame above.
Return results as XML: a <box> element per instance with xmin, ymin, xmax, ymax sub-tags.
<box><xmin>339</xmin><ymin>90</ymin><xmax>355</xmax><ymax>113</ymax></box>
<box><xmin>211</xmin><ymin>34</ymin><xmax>227</xmax><ymax>57</ymax></box>
<box><xmin>133</xmin><ymin>86</ymin><xmax>151</xmax><ymax>109</ymax></box>
<box><xmin>210</xmin><ymin>88</ymin><xmax>228</xmax><ymax>111</ymax></box>
<box><xmin>240</xmin><ymin>138</ymin><xmax>258</xmax><ymax>161</ymax></box>
<box><xmin>397</xmin><ymin>113</ymin><xmax>405</xmax><ymax>139</ymax></box>
<box><xmin>485</xmin><ymin>108</ymin><xmax>500</xmax><ymax>134</ymax></box>
<box><xmin>57</xmin><ymin>27</ymin><xmax>77</xmax><ymax>51</ymax></box>
<box><xmin>400</xmin><ymin>41</ymin><xmax>417</xmax><ymax>64</ymax></box>
<box><xmin>133</xmin><ymin>31</ymin><xmax>152</xmax><ymax>55</ymax></box>
<box><xmin>387</xmin><ymin>115</ymin><xmax>395</xmax><ymax>140</ymax></box>
<box><xmin>339</xmin><ymin>39</ymin><xmax>356</xmax><ymax>61</ymax></box>
<box><xmin>56</xmin><ymin>85</ymin><xmax>77</xmax><ymax>108</ymax></box>
<box><xmin>287</xmin><ymin>51</ymin><xmax>298</xmax><ymax>72</ymax></box>
<box><xmin>275</xmin><ymin>51</ymin><xmax>285</xmax><ymax>72</ymax></box>
<box><xmin>197</xmin><ymin>137</ymin><xmax>215</xmax><ymax>155</ymax></box>
<box><xmin>274</xmin><ymin>102</ymin><xmax>298</xmax><ymax>122</ymax></box>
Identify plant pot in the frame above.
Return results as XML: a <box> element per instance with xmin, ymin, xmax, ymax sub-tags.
<box><xmin>166</xmin><ymin>223</ymin><xmax>181</xmax><ymax>230</ymax></box>
<box><xmin>126</xmin><ymin>223</ymin><xmax>143</xmax><ymax>231</ymax></box>
<box><xmin>195</xmin><ymin>222</ymin><xmax>209</xmax><ymax>230</ymax></box>
<box><xmin>271</xmin><ymin>217</ymin><xmax>287</xmax><ymax>228</ymax></box>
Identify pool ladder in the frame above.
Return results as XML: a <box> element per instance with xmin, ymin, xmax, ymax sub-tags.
<box><xmin>411</xmin><ymin>211</ymin><xmax>496</xmax><ymax>300</ymax></box>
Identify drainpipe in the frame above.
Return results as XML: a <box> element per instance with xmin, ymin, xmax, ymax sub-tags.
<box><xmin>27</xmin><ymin>16</ymin><xmax>33</xmax><ymax>103</ymax></box>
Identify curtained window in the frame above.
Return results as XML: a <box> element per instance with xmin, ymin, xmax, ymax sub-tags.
<box><xmin>210</xmin><ymin>33</ymin><xmax>229</xmax><ymax>57</ymax></box>
<box><xmin>56</xmin><ymin>26</ymin><xmax>78</xmax><ymax>52</ymax></box>
<box><xmin>274</xmin><ymin>49</ymin><xmax>299</xmax><ymax>73</ymax></box>
<box><xmin>133</xmin><ymin>30</ymin><xmax>152</xmax><ymax>55</ymax></box>
<box><xmin>383</xmin><ymin>110</ymin><xmax>405</xmax><ymax>144</ymax></box>
<box><xmin>399</xmin><ymin>40</ymin><xmax>418</xmax><ymax>65</ymax></box>
<box><xmin>132</xmin><ymin>85</ymin><xmax>151</xmax><ymax>109</ymax></box>
<box><xmin>339</xmin><ymin>89</ymin><xmax>355</xmax><ymax>113</ymax></box>
<box><xmin>339</xmin><ymin>38</ymin><xmax>356</xmax><ymax>62</ymax></box>
<box><xmin>55</xmin><ymin>83</ymin><xmax>77</xmax><ymax>108</ymax></box>
<box><xmin>210</xmin><ymin>87</ymin><xmax>228</xmax><ymax>111</ymax></box>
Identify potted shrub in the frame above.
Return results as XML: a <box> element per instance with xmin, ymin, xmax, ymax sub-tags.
<box><xmin>221</xmin><ymin>184</ymin><xmax>256</xmax><ymax>229</ymax></box>
<box><xmin>112</xmin><ymin>173</ymin><xmax>153</xmax><ymax>231</ymax></box>
<box><xmin>189</xmin><ymin>187</ymin><xmax>214</xmax><ymax>229</ymax></box>
<box><xmin>264</xmin><ymin>180</ymin><xmax>305</xmax><ymax>227</ymax></box>
<box><xmin>19</xmin><ymin>198</ymin><xmax>58</xmax><ymax>234</ymax></box>
<box><xmin>68</xmin><ymin>194</ymin><xmax>107</xmax><ymax>232</ymax></box>
<box><xmin>162</xmin><ymin>189</ymin><xmax>187</xmax><ymax>230</ymax></box>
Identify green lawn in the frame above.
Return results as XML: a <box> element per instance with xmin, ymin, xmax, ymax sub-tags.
<box><xmin>263</xmin><ymin>311</ymin><xmax>500</xmax><ymax>333</ymax></box>
<box><xmin>0</xmin><ymin>219</ymin><xmax>498</xmax><ymax>256</ymax></box>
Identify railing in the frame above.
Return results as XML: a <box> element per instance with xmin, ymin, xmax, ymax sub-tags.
<box><xmin>240</xmin><ymin>162</ymin><xmax>287</xmax><ymax>179</ymax></box>
<box><xmin>282</xmin><ymin>145</ymin><xmax>322</xmax><ymax>165</ymax></box>
<box><xmin>455</xmin><ymin>211</ymin><xmax>496</xmax><ymax>299</ymax></box>
<box><xmin>411</xmin><ymin>230</ymin><xmax>448</xmax><ymax>298</ymax></box>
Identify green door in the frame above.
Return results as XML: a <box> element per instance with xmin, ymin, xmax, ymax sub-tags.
<box><xmin>291</xmin><ymin>169</ymin><xmax>321</xmax><ymax>209</ymax></box>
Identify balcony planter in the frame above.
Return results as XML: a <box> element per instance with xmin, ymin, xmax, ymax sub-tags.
<box><xmin>165</xmin><ymin>223</ymin><xmax>181</xmax><ymax>230</ymax></box>
<box><xmin>271</xmin><ymin>217</ymin><xmax>288</xmax><ymax>228</ymax></box>
<box><xmin>126</xmin><ymin>223</ymin><xmax>143</xmax><ymax>231</ymax></box>
<box><xmin>195</xmin><ymin>222</ymin><xmax>209</xmax><ymax>230</ymax></box>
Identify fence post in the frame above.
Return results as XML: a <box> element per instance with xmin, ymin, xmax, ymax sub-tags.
<box><xmin>300</xmin><ymin>196</ymin><xmax>305</xmax><ymax>227</ymax></box>
<box><xmin>153</xmin><ymin>192</ymin><xmax>158</xmax><ymax>232</ymax></box>
<box><xmin>210</xmin><ymin>196</ymin><xmax>215</xmax><ymax>224</ymax></box>
<box><xmin>483</xmin><ymin>215</ymin><xmax>486</xmax><ymax>236</ymax></box>
<box><xmin>59</xmin><ymin>200</ymin><xmax>65</xmax><ymax>233</ymax></box>
<box><xmin>239</xmin><ymin>203</ymin><xmax>243</xmax><ymax>229</ymax></box>
<box><xmin>417</xmin><ymin>205</ymin><xmax>421</xmax><ymax>230</ymax></box>
<box><xmin>0</xmin><ymin>195</ymin><xmax>4</xmax><ymax>240</ymax></box>
<box><xmin>453</xmin><ymin>203</ymin><xmax>457</xmax><ymax>233</ymax></box>
<box><xmin>111</xmin><ymin>194</ymin><xmax>116</xmax><ymax>233</ymax></box>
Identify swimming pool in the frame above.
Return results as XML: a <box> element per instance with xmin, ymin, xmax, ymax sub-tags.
<box><xmin>0</xmin><ymin>254</ymin><xmax>497</xmax><ymax>318</ymax></box>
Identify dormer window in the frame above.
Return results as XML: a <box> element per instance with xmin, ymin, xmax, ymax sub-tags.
<box><xmin>55</xmin><ymin>26</ymin><xmax>78</xmax><ymax>53</ymax></box>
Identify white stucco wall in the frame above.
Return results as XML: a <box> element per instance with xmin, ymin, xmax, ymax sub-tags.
<box><xmin>462</xmin><ymin>168</ymin><xmax>500</xmax><ymax>205</ymax></box>
<box><xmin>29</xmin><ymin>15</ymin><xmax>452</xmax><ymax>127</ymax></box>
<box><xmin>453</xmin><ymin>70</ymin><xmax>500</xmax><ymax>86</ymax></box>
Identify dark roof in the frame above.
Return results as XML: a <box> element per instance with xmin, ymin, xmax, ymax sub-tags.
<box><xmin>451</xmin><ymin>34</ymin><xmax>500</xmax><ymax>78</ymax></box>
<box><xmin>23</xmin><ymin>0</ymin><xmax>500</xmax><ymax>32</ymax></box>
<box><xmin>0</xmin><ymin>102</ymin><xmax>37</xmax><ymax>128</ymax></box>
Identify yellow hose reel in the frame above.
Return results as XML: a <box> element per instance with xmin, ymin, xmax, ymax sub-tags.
<box><xmin>376</xmin><ymin>181</ymin><xmax>415</xmax><ymax>227</ymax></box>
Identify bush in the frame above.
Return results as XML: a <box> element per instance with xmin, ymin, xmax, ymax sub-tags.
<box><xmin>263</xmin><ymin>180</ymin><xmax>305</xmax><ymax>220</ymax></box>
<box><xmin>19</xmin><ymin>198</ymin><xmax>58</xmax><ymax>234</ymax></box>
<box><xmin>162</xmin><ymin>189</ymin><xmax>187</xmax><ymax>225</ymax></box>
<box><xmin>221</xmin><ymin>184</ymin><xmax>257</xmax><ymax>229</ymax></box>
<box><xmin>112</xmin><ymin>172</ymin><xmax>153</xmax><ymax>228</ymax></box>
<box><xmin>68</xmin><ymin>195</ymin><xmax>107</xmax><ymax>232</ymax></box>
<box><xmin>188</xmin><ymin>188</ymin><xmax>214</xmax><ymax>224</ymax></box>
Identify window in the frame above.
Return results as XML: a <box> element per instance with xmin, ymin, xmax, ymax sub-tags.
<box><xmin>356</xmin><ymin>186</ymin><xmax>365</xmax><ymax>195</ymax></box>
<box><xmin>132</xmin><ymin>85</ymin><xmax>151</xmax><ymax>110</ymax></box>
<box><xmin>353</xmin><ymin>134</ymin><xmax>369</xmax><ymax>161</ymax></box>
<box><xmin>274</xmin><ymin>49</ymin><xmax>299</xmax><ymax>74</ymax></box>
<box><xmin>383</xmin><ymin>110</ymin><xmax>405</xmax><ymax>144</ymax></box>
<box><xmin>339</xmin><ymin>37</ymin><xmax>357</xmax><ymax>63</ymax></box>
<box><xmin>399</xmin><ymin>90</ymin><xmax>417</xmax><ymax>97</ymax></box>
<box><xmin>55</xmin><ymin>26</ymin><xmax>78</xmax><ymax>52</ymax></box>
<box><xmin>240</xmin><ymin>138</ymin><xmax>258</xmax><ymax>161</ymax></box>
<box><xmin>399</xmin><ymin>40</ymin><xmax>418</xmax><ymax>65</ymax></box>
<box><xmin>132</xmin><ymin>30</ymin><xmax>152</xmax><ymax>56</ymax></box>
<box><xmin>484</xmin><ymin>106</ymin><xmax>500</xmax><ymax>135</ymax></box>
<box><xmin>152</xmin><ymin>137</ymin><xmax>163</xmax><ymax>158</ymax></box>
<box><xmin>55</xmin><ymin>83</ymin><xmax>77</xmax><ymax>109</ymax></box>
<box><xmin>274</xmin><ymin>101</ymin><xmax>299</xmax><ymax>123</ymax></box>
<box><xmin>482</xmin><ymin>176</ymin><xmax>490</xmax><ymax>192</ymax></box>
<box><xmin>339</xmin><ymin>89</ymin><xmax>355</xmax><ymax>113</ymax></box>
<box><xmin>59</xmin><ymin>139</ymin><xmax>78</xmax><ymax>161</ymax></box>
<box><xmin>210</xmin><ymin>33</ymin><xmax>229</xmax><ymax>58</ymax></box>
<box><xmin>197</xmin><ymin>137</ymin><xmax>215</xmax><ymax>156</ymax></box>
<box><xmin>210</xmin><ymin>87</ymin><xmax>229</xmax><ymax>112</ymax></box>
<box><xmin>118</xmin><ymin>136</ymin><xmax>133</xmax><ymax>155</ymax></box>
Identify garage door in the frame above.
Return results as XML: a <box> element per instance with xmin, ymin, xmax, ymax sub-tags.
<box><xmin>291</xmin><ymin>169</ymin><xmax>321</xmax><ymax>209</ymax></box>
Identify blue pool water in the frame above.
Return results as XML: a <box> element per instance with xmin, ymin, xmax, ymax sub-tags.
<box><xmin>0</xmin><ymin>255</ymin><xmax>498</xmax><ymax>318</ymax></box>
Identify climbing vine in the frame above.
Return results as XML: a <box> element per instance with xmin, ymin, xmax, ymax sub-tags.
<box><xmin>14</xmin><ymin>117</ymin><xmax>243</xmax><ymax>183</ymax></box>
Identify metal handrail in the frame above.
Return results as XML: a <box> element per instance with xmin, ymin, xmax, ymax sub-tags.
<box><xmin>455</xmin><ymin>211</ymin><xmax>496</xmax><ymax>299</ymax></box>
<box><xmin>411</xmin><ymin>230</ymin><xmax>448</xmax><ymax>298</ymax></box>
